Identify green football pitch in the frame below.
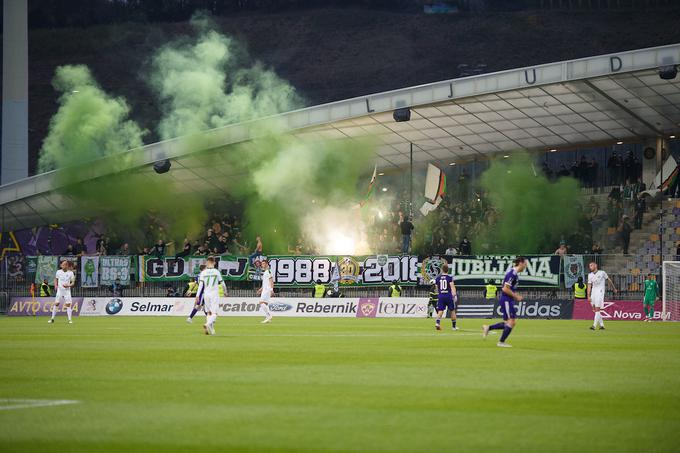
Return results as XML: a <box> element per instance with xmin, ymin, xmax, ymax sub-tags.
<box><xmin>1</xmin><ymin>316</ymin><xmax>679</xmax><ymax>452</ymax></box>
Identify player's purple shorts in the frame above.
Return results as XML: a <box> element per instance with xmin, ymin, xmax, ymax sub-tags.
<box><xmin>499</xmin><ymin>298</ymin><xmax>517</xmax><ymax>320</ymax></box>
<box><xmin>436</xmin><ymin>295</ymin><xmax>456</xmax><ymax>312</ymax></box>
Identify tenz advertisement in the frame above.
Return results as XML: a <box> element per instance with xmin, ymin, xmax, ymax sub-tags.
<box><xmin>420</xmin><ymin>255</ymin><xmax>561</xmax><ymax>287</ymax></box>
<box><xmin>573</xmin><ymin>299</ymin><xmax>670</xmax><ymax>321</ymax></box>
<box><xmin>78</xmin><ymin>297</ymin><xmax>428</xmax><ymax>318</ymax></box>
<box><xmin>8</xmin><ymin>297</ymin><xmax>84</xmax><ymax>316</ymax></box>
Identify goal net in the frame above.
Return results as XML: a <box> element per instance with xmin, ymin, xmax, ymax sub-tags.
<box><xmin>662</xmin><ymin>261</ymin><xmax>680</xmax><ymax>321</ymax></box>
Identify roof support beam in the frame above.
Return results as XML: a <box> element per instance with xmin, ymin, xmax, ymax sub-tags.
<box><xmin>583</xmin><ymin>79</ymin><xmax>665</xmax><ymax>137</ymax></box>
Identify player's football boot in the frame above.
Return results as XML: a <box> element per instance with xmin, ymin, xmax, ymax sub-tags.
<box><xmin>48</xmin><ymin>319</ymin><xmax>54</xmax><ymax>324</ymax></box>
<box><xmin>497</xmin><ymin>342</ymin><xmax>512</xmax><ymax>348</ymax></box>
<box><xmin>598</xmin><ymin>326</ymin><xmax>605</xmax><ymax>330</ymax></box>
<box><xmin>589</xmin><ymin>326</ymin><xmax>596</xmax><ymax>330</ymax></box>
<box><xmin>186</xmin><ymin>317</ymin><xmax>192</xmax><ymax>324</ymax></box>
<box><xmin>435</xmin><ymin>324</ymin><xmax>441</xmax><ymax>331</ymax></box>
<box><xmin>261</xmin><ymin>318</ymin><xmax>272</xmax><ymax>324</ymax></box>
<box><xmin>203</xmin><ymin>324</ymin><xmax>210</xmax><ymax>335</ymax></box>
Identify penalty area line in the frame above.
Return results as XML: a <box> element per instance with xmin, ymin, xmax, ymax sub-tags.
<box><xmin>0</xmin><ymin>399</ymin><xmax>80</xmax><ymax>411</ymax></box>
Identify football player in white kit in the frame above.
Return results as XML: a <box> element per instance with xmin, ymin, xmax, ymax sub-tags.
<box><xmin>49</xmin><ymin>260</ymin><xmax>76</xmax><ymax>324</ymax></box>
<box><xmin>196</xmin><ymin>257</ymin><xmax>227</xmax><ymax>336</ymax></box>
<box><xmin>258</xmin><ymin>260</ymin><xmax>274</xmax><ymax>324</ymax></box>
<box><xmin>587</xmin><ymin>261</ymin><xmax>617</xmax><ymax>330</ymax></box>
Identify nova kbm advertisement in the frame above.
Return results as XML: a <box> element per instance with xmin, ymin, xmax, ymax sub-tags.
<box><xmin>573</xmin><ymin>299</ymin><xmax>669</xmax><ymax>321</ymax></box>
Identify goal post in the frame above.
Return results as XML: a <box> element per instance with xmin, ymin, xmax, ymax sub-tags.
<box><xmin>661</xmin><ymin>261</ymin><xmax>680</xmax><ymax>321</ymax></box>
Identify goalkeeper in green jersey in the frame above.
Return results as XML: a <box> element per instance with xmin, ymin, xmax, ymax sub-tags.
<box><xmin>642</xmin><ymin>274</ymin><xmax>659</xmax><ymax>321</ymax></box>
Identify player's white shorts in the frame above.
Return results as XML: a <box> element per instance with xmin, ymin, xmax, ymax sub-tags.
<box><xmin>260</xmin><ymin>291</ymin><xmax>272</xmax><ymax>303</ymax></box>
<box><xmin>203</xmin><ymin>295</ymin><xmax>220</xmax><ymax>314</ymax></box>
<box><xmin>591</xmin><ymin>293</ymin><xmax>604</xmax><ymax>308</ymax></box>
<box><xmin>55</xmin><ymin>290</ymin><xmax>72</xmax><ymax>305</ymax></box>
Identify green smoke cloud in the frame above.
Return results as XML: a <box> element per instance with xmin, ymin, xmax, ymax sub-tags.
<box><xmin>143</xmin><ymin>13</ymin><xmax>375</xmax><ymax>254</ymax></box>
<box><xmin>38</xmin><ymin>14</ymin><xmax>376</xmax><ymax>253</ymax></box>
<box><xmin>247</xmin><ymin>137</ymin><xmax>376</xmax><ymax>253</ymax></box>
<box><xmin>37</xmin><ymin>65</ymin><xmax>208</xmax><ymax>245</ymax></box>
<box><xmin>202</xmin><ymin>135</ymin><xmax>376</xmax><ymax>254</ymax></box>
<box><xmin>473</xmin><ymin>152</ymin><xmax>581</xmax><ymax>254</ymax></box>
<box><xmin>38</xmin><ymin>65</ymin><xmax>146</xmax><ymax>173</ymax></box>
<box><xmin>150</xmin><ymin>13</ymin><xmax>301</xmax><ymax>141</ymax></box>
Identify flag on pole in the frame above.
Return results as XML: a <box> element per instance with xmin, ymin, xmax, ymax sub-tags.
<box><xmin>420</xmin><ymin>164</ymin><xmax>447</xmax><ymax>216</ymax></box>
<box><xmin>359</xmin><ymin>165</ymin><xmax>378</xmax><ymax>207</ymax></box>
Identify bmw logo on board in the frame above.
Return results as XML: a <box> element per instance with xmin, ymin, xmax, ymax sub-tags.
<box><xmin>106</xmin><ymin>298</ymin><xmax>124</xmax><ymax>315</ymax></box>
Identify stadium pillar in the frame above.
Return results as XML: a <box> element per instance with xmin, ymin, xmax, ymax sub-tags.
<box><xmin>409</xmin><ymin>142</ymin><xmax>413</xmax><ymax>218</ymax></box>
<box><xmin>656</xmin><ymin>136</ymin><xmax>668</xmax><ymax>264</ymax></box>
<box><xmin>1</xmin><ymin>0</ymin><xmax>29</xmax><ymax>185</ymax></box>
<box><xmin>641</xmin><ymin>139</ymin><xmax>657</xmax><ymax>186</ymax></box>
<box><xmin>655</xmin><ymin>137</ymin><xmax>667</xmax><ymax>173</ymax></box>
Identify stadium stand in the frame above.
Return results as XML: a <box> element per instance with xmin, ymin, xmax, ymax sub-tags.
<box><xmin>1</xmin><ymin>44</ymin><xmax>679</xmax><ymax>310</ymax></box>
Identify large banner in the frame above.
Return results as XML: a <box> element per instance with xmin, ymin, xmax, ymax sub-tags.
<box><xmin>563</xmin><ymin>255</ymin><xmax>585</xmax><ymax>289</ymax></box>
<box><xmin>80</xmin><ymin>256</ymin><xmax>99</xmax><ymax>288</ymax></box>
<box><xmin>79</xmin><ymin>297</ymin><xmax>428</xmax><ymax>318</ymax></box>
<box><xmin>138</xmin><ymin>254</ymin><xmax>420</xmax><ymax>287</ymax></box>
<box><xmin>139</xmin><ymin>255</ymin><xmax>249</xmax><ymax>283</ymax></box>
<box><xmin>21</xmin><ymin>254</ymin><xmax>563</xmax><ymax>288</ymax></box>
<box><xmin>34</xmin><ymin>256</ymin><xmax>58</xmax><ymax>284</ymax></box>
<box><xmin>8</xmin><ymin>297</ymin><xmax>83</xmax><ymax>317</ymax></box>
<box><xmin>26</xmin><ymin>256</ymin><xmax>38</xmax><ymax>276</ymax></box>
<box><xmin>420</xmin><ymin>255</ymin><xmax>561</xmax><ymax>287</ymax></box>
<box><xmin>100</xmin><ymin>256</ymin><xmax>131</xmax><ymax>285</ymax></box>
<box><xmin>4</xmin><ymin>255</ymin><xmax>26</xmax><ymax>280</ymax></box>
<box><xmin>268</xmin><ymin>255</ymin><xmax>420</xmax><ymax>287</ymax></box>
<box><xmin>573</xmin><ymin>299</ymin><xmax>670</xmax><ymax>321</ymax></box>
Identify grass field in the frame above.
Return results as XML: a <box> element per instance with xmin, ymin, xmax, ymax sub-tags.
<box><xmin>1</xmin><ymin>316</ymin><xmax>679</xmax><ymax>452</ymax></box>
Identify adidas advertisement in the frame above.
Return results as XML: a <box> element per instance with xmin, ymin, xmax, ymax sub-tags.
<box><xmin>493</xmin><ymin>299</ymin><xmax>574</xmax><ymax>319</ymax></box>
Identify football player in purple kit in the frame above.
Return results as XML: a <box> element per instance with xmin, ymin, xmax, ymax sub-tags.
<box><xmin>482</xmin><ymin>257</ymin><xmax>527</xmax><ymax>347</ymax></box>
<box><xmin>434</xmin><ymin>262</ymin><xmax>459</xmax><ymax>331</ymax></box>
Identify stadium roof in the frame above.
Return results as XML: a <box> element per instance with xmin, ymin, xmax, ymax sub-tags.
<box><xmin>1</xmin><ymin>43</ymin><xmax>680</xmax><ymax>230</ymax></box>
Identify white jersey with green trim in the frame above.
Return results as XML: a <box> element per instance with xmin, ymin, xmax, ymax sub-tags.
<box><xmin>198</xmin><ymin>268</ymin><xmax>224</xmax><ymax>299</ymax></box>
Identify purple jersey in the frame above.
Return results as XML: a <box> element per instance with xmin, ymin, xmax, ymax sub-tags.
<box><xmin>435</xmin><ymin>274</ymin><xmax>453</xmax><ymax>297</ymax></box>
<box><xmin>499</xmin><ymin>268</ymin><xmax>519</xmax><ymax>303</ymax></box>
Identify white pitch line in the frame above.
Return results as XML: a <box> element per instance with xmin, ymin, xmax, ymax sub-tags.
<box><xmin>217</xmin><ymin>332</ymin><xmax>484</xmax><ymax>338</ymax></box>
<box><xmin>0</xmin><ymin>399</ymin><xmax>80</xmax><ymax>411</ymax></box>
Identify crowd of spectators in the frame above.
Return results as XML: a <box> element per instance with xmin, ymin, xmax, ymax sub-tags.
<box><xmin>541</xmin><ymin>151</ymin><xmax>642</xmax><ymax>189</ymax></box>
<box><xmin>54</xmin><ymin>150</ymin><xmax>651</xmax><ymax>258</ymax></box>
